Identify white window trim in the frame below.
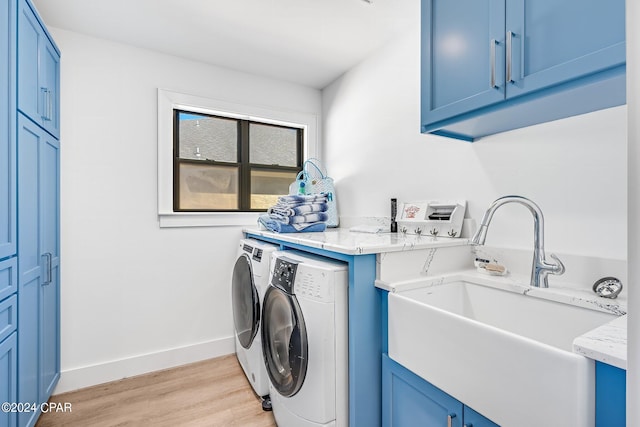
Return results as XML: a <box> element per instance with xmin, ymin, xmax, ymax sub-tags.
<box><xmin>157</xmin><ymin>88</ymin><xmax>319</xmax><ymax>228</ymax></box>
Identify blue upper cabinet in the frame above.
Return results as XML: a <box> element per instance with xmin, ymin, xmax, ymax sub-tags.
<box><xmin>422</xmin><ymin>0</ymin><xmax>506</xmax><ymax>127</ymax></box>
<box><xmin>506</xmin><ymin>0</ymin><xmax>625</xmax><ymax>98</ymax></box>
<box><xmin>0</xmin><ymin>0</ymin><xmax>16</xmax><ymax>261</ymax></box>
<box><xmin>17</xmin><ymin>0</ymin><xmax>60</xmax><ymax>139</ymax></box>
<box><xmin>421</xmin><ymin>0</ymin><xmax>626</xmax><ymax>141</ymax></box>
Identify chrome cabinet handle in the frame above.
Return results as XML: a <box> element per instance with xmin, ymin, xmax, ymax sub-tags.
<box><xmin>42</xmin><ymin>253</ymin><xmax>52</xmax><ymax>285</ymax></box>
<box><xmin>48</xmin><ymin>89</ymin><xmax>53</xmax><ymax>122</ymax></box>
<box><xmin>506</xmin><ymin>30</ymin><xmax>514</xmax><ymax>83</ymax></box>
<box><xmin>40</xmin><ymin>87</ymin><xmax>49</xmax><ymax>120</ymax></box>
<box><xmin>448</xmin><ymin>413</ymin><xmax>456</xmax><ymax>427</ymax></box>
<box><xmin>40</xmin><ymin>87</ymin><xmax>45</xmax><ymax>119</ymax></box>
<box><xmin>41</xmin><ymin>88</ymin><xmax>52</xmax><ymax>121</ymax></box>
<box><xmin>490</xmin><ymin>39</ymin><xmax>498</xmax><ymax>88</ymax></box>
<box><xmin>46</xmin><ymin>88</ymin><xmax>52</xmax><ymax>121</ymax></box>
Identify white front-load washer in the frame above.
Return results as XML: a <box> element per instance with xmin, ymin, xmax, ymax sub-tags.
<box><xmin>262</xmin><ymin>250</ymin><xmax>349</xmax><ymax>427</ymax></box>
<box><xmin>231</xmin><ymin>238</ymin><xmax>278</xmax><ymax>406</ymax></box>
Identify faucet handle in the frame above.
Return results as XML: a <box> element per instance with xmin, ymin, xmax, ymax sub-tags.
<box><xmin>549</xmin><ymin>253</ymin><xmax>565</xmax><ymax>275</ymax></box>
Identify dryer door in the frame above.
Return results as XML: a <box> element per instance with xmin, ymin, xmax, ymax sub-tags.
<box><xmin>232</xmin><ymin>253</ymin><xmax>260</xmax><ymax>349</ymax></box>
<box><xmin>262</xmin><ymin>285</ymin><xmax>308</xmax><ymax>397</ymax></box>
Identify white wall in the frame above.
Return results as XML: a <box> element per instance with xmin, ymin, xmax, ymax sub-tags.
<box><xmin>323</xmin><ymin>11</ymin><xmax>627</xmax><ymax>262</ymax></box>
<box><xmin>52</xmin><ymin>28</ymin><xmax>321</xmax><ymax>392</ymax></box>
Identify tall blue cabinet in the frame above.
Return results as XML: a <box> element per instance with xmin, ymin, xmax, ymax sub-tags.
<box><xmin>0</xmin><ymin>1</ymin><xmax>61</xmax><ymax>426</ymax></box>
<box><xmin>0</xmin><ymin>0</ymin><xmax>18</xmax><ymax>426</ymax></box>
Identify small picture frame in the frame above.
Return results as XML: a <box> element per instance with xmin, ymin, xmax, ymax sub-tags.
<box><xmin>399</xmin><ymin>202</ymin><xmax>429</xmax><ymax>220</ymax></box>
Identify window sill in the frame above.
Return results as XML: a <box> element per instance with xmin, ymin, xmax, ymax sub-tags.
<box><xmin>158</xmin><ymin>212</ymin><xmax>261</xmax><ymax>228</ymax></box>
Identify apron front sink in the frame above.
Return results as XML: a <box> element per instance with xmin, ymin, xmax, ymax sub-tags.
<box><xmin>388</xmin><ymin>280</ymin><xmax>617</xmax><ymax>427</ymax></box>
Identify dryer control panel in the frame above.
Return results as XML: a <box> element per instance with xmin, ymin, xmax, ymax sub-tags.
<box><xmin>272</xmin><ymin>256</ymin><xmax>298</xmax><ymax>294</ymax></box>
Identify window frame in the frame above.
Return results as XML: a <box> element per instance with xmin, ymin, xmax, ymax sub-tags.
<box><xmin>172</xmin><ymin>111</ymin><xmax>304</xmax><ymax>213</ymax></box>
<box><xmin>157</xmin><ymin>88</ymin><xmax>319</xmax><ymax>228</ymax></box>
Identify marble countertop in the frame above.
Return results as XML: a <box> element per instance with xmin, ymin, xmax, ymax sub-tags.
<box><xmin>246</xmin><ymin>226</ymin><xmax>628</xmax><ymax>370</ymax></box>
<box><xmin>244</xmin><ymin>227</ymin><xmax>469</xmax><ymax>255</ymax></box>
<box><xmin>573</xmin><ymin>315</ymin><xmax>627</xmax><ymax>370</ymax></box>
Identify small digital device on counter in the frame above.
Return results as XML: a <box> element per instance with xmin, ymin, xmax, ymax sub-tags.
<box><xmin>390</xmin><ymin>198</ymin><xmax>398</xmax><ymax>233</ymax></box>
<box><xmin>397</xmin><ymin>200</ymin><xmax>466</xmax><ymax>237</ymax></box>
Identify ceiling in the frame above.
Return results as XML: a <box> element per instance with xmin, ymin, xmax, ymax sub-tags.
<box><xmin>32</xmin><ymin>0</ymin><xmax>416</xmax><ymax>89</ymax></box>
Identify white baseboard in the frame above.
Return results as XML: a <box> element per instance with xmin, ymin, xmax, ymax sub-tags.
<box><xmin>54</xmin><ymin>336</ymin><xmax>236</xmax><ymax>394</ymax></box>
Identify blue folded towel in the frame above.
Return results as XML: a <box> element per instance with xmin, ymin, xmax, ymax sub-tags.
<box><xmin>258</xmin><ymin>214</ymin><xmax>327</xmax><ymax>233</ymax></box>
<box><xmin>288</xmin><ymin>212</ymin><xmax>329</xmax><ymax>224</ymax></box>
<box><xmin>267</xmin><ymin>211</ymin><xmax>329</xmax><ymax>225</ymax></box>
<box><xmin>269</xmin><ymin>203</ymin><xmax>328</xmax><ymax>217</ymax></box>
<box><xmin>277</xmin><ymin>194</ymin><xmax>327</xmax><ymax>204</ymax></box>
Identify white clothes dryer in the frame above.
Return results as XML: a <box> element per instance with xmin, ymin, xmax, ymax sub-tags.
<box><xmin>232</xmin><ymin>238</ymin><xmax>278</xmax><ymax>407</ymax></box>
<box><xmin>262</xmin><ymin>250</ymin><xmax>349</xmax><ymax>427</ymax></box>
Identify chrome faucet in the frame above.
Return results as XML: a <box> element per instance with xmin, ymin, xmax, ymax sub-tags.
<box><xmin>471</xmin><ymin>195</ymin><xmax>565</xmax><ymax>288</ymax></box>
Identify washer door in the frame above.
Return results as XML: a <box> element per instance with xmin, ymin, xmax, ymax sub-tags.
<box><xmin>262</xmin><ymin>285</ymin><xmax>308</xmax><ymax>397</ymax></box>
<box><xmin>232</xmin><ymin>253</ymin><xmax>260</xmax><ymax>349</ymax></box>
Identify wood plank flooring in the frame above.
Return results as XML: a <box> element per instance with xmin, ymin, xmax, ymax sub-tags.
<box><xmin>35</xmin><ymin>354</ymin><xmax>277</xmax><ymax>427</ymax></box>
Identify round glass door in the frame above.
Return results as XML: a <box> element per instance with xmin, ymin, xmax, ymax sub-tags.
<box><xmin>232</xmin><ymin>254</ymin><xmax>260</xmax><ymax>349</ymax></box>
<box><xmin>262</xmin><ymin>286</ymin><xmax>308</xmax><ymax>397</ymax></box>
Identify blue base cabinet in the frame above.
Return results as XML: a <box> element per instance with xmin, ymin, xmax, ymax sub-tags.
<box><xmin>383</xmin><ymin>353</ymin><xmax>463</xmax><ymax>427</ymax></box>
<box><xmin>383</xmin><ymin>354</ymin><xmax>499</xmax><ymax>427</ymax></box>
<box><xmin>421</xmin><ymin>0</ymin><xmax>626</xmax><ymax>141</ymax></box>
<box><xmin>595</xmin><ymin>362</ymin><xmax>626</xmax><ymax>427</ymax></box>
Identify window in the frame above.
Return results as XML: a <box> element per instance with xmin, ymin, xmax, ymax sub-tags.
<box><xmin>157</xmin><ymin>89</ymin><xmax>319</xmax><ymax>227</ymax></box>
<box><xmin>174</xmin><ymin>111</ymin><xmax>303</xmax><ymax>211</ymax></box>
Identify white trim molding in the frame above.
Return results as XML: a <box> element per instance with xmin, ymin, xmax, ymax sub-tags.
<box><xmin>157</xmin><ymin>88</ymin><xmax>319</xmax><ymax>228</ymax></box>
<box><xmin>54</xmin><ymin>336</ymin><xmax>235</xmax><ymax>393</ymax></box>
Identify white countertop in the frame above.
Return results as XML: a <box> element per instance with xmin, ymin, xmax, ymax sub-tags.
<box><xmin>573</xmin><ymin>315</ymin><xmax>627</xmax><ymax>370</ymax></box>
<box><xmin>244</xmin><ymin>227</ymin><xmax>469</xmax><ymax>255</ymax></box>
<box><xmin>246</xmin><ymin>227</ymin><xmax>628</xmax><ymax>370</ymax></box>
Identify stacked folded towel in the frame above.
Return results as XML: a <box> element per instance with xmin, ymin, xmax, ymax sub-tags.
<box><xmin>259</xmin><ymin>194</ymin><xmax>329</xmax><ymax>233</ymax></box>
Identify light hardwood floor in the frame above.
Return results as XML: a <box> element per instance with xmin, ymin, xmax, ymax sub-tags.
<box><xmin>35</xmin><ymin>355</ymin><xmax>277</xmax><ymax>427</ymax></box>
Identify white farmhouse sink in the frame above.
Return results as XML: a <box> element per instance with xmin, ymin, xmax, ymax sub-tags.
<box><xmin>388</xmin><ymin>280</ymin><xmax>617</xmax><ymax>427</ymax></box>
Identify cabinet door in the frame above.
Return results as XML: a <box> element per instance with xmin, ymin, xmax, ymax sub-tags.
<box><xmin>39</xmin><ymin>37</ymin><xmax>60</xmax><ymax>138</ymax></box>
<box><xmin>0</xmin><ymin>0</ymin><xmax>16</xmax><ymax>260</ymax></box>
<box><xmin>595</xmin><ymin>362</ymin><xmax>625</xmax><ymax>427</ymax></box>
<box><xmin>383</xmin><ymin>354</ymin><xmax>463</xmax><ymax>427</ymax></box>
<box><xmin>421</xmin><ymin>0</ymin><xmax>505</xmax><ymax>129</ymax></box>
<box><xmin>0</xmin><ymin>332</ymin><xmax>17</xmax><ymax>427</ymax></box>
<box><xmin>39</xmin><ymin>125</ymin><xmax>60</xmax><ymax>401</ymax></box>
<box><xmin>17</xmin><ymin>0</ymin><xmax>40</xmax><ymax>125</ymax></box>
<box><xmin>17</xmin><ymin>0</ymin><xmax>60</xmax><ymax>139</ymax></box>
<box><xmin>17</xmin><ymin>114</ymin><xmax>60</xmax><ymax>427</ymax></box>
<box><xmin>505</xmin><ymin>0</ymin><xmax>625</xmax><ymax>99</ymax></box>
<box><xmin>17</xmin><ymin>114</ymin><xmax>42</xmax><ymax>427</ymax></box>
